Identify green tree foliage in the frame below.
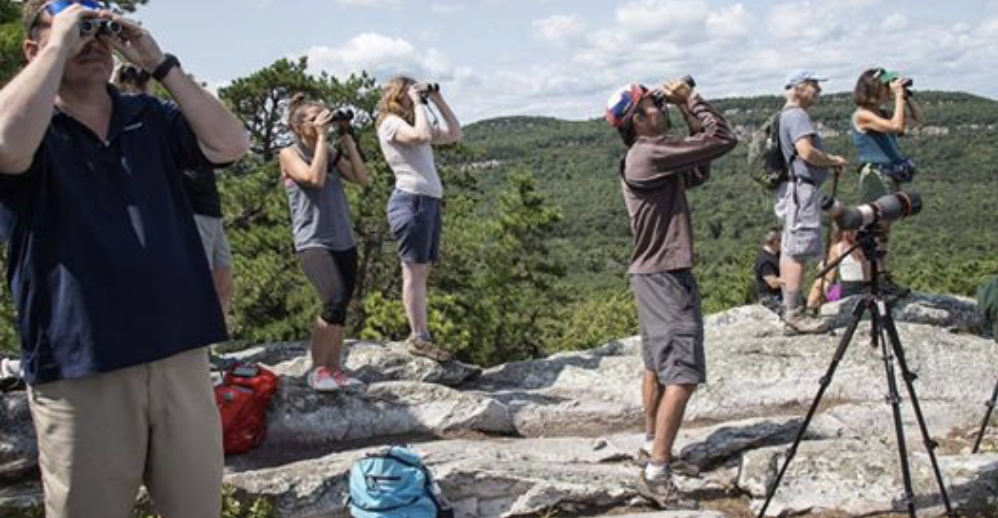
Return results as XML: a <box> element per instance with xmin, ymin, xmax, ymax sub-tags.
<box><xmin>1</xmin><ymin>0</ymin><xmax>24</xmax><ymax>86</ymax></box>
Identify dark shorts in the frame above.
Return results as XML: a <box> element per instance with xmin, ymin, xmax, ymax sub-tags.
<box><xmin>298</xmin><ymin>247</ymin><xmax>358</xmax><ymax>326</ymax></box>
<box><xmin>631</xmin><ymin>269</ymin><xmax>706</xmax><ymax>386</ymax></box>
<box><xmin>387</xmin><ymin>189</ymin><xmax>442</xmax><ymax>264</ymax></box>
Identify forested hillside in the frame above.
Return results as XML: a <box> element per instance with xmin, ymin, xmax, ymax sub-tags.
<box><xmin>0</xmin><ymin>33</ymin><xmax>994</xmax><ymax>363</ymax></box>
<box><xmin>461</xmin><ymin>91</ymin><xmax>998</xmax><ymax>348</ymax></box>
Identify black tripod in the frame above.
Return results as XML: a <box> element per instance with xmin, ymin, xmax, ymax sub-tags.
<box><xmin>757</xmin><ymin>226</ymin><xmax>954</xmax><ymax>518</ymax></box>
<box><xmin>972</xmin><ymin>378</ymin><xmax>998</xmax><ymax>453</ymax></box>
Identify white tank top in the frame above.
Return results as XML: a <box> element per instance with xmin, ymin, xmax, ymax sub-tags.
<box><xmin>839</xmin><ymin>252</ymin><xmax>864</xmax><ymax>282</ymax></box>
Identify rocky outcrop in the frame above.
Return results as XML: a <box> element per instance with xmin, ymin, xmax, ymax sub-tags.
<box><xmin>2</xmin><ymin>292</ymin><xmax>995</xmax><ymax>517</ymax></box>
<box><xmin>738</xmin><ymin>439</ymin><xmax>998</xmax><ymax>516</ymax></box>
<box><xmin>0</xmin><ymin>391</ymin><xmax>35</xmax><ymax>483</ymax></box>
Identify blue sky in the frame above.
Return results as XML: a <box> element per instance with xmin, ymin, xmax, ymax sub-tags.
<box><xmin>135</xmin><ymin>0</ymin><xmax>998</xmax><ymax>122</ymax></box>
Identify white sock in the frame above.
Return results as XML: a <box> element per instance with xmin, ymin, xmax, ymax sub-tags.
<box><xmin>644</xmin><ymin>462</ymin><xmax>669</xmax><ymax>479</ymax></box>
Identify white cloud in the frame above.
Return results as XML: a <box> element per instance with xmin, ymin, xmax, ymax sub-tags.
<box><xmin>881</xmin><ymin>13</ymin><xmax>908</xmax><ymax>31</ymax></box>
<box><xmin>305</xmin><ymin>32</ymin><xmax>464</xmax><ymax>82</ymax></box>
<box><xmin>615</xmin><ymin>0</ymin><xmax>710</xmax><ymax>37</ymax></box>
<box><xmin>532</xmin><ymin>14</ymin><xmax>587</xmax><ymax>45</ymax></box>
<box><xmin>335</xmin><ymin>0</ymin><xmax>399</xmax><ymax>6</ymax></box>
<box><xmin>431</xmin><ymin>2</ymin><xmax>464</xmax><ymax>15</ymax></box>
<box><xmin>706</xmin><ymin>3</ymin><xmax>752</xmax><ymax>40</ymax></box>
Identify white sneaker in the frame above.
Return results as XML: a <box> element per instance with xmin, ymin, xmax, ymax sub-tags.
<box><xmin>307</xmin><ymin>367</ymin><xmax>364</xmax><ymax>391</ymax></box>
<box><xmin>0</xmin><ymin>358</ymin><xmax>22</xmax><ymax>380</ymax></box>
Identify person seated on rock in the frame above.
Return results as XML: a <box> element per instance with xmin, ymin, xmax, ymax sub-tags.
<box><xmin>805</xmin><ymin>227</ymin><xmax>869</xmax><ymax>312</ymax></box>
<box><xmin>605</xmin><ymin>76</ymin><xmax>737</xmax><ymax>509</ymax></box>
<box><xmin>280</xmin><ymin>93</ymin><xmax>369</xmax><ymax>392</ymax></box>
<box><xmin>0</xmin><ymin>2</ymin><xmax>250</xmax><ymax>516</ymax></box>
<box><xmin>754</xmin><ymin>226</ymin><xmax>784</xmax><ymax>314</ymax></box>
<box><xmin>375</xmin><ymin>77</ymin><xmax>462</xmax><ymax>363</ymax></box>
<box><xmin>774</xmin><ymin>70</ymin><xmax>849</xmax><ymax>335</ymax></box>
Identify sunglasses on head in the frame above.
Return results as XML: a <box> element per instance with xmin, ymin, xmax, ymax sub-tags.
<box><xmin>27</xmin><ymin>0</ymin><xmax>105</xmax><ymax>34</ymax></box>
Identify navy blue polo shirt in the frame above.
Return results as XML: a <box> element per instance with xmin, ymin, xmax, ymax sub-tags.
<box><xmin>0</xmin><ymin>88</ymin><xmax>227</xmax><ymax>385</ymax></box>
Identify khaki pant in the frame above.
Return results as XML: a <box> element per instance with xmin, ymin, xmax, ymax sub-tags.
<box><xmin>28</xmin><ymin>348</ymin><xmax>223</xmax><ymax>518</ymax></box>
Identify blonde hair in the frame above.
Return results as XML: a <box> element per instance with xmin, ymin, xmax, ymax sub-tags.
<box><xmin>287</xmin><ymin>92</ymin><xmax>326</xmax><ymax>139</ymax></box>
<box><xmin>376</xmin><ymin>76</ymin><xmax>416</xmax><ymax>128</ymax></box>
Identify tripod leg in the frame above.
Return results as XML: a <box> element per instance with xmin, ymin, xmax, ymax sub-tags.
<box><xmin>972</xmin><ymin>378</ymin><xmax>998</xmax><ymax>454</ymax></box>
<box><xmin>757</xmin><ymin>299</ymin><xmax>867</xmax><ymax>518</ymax></box>
<box><xmin>881</xmin><ymin>306</ymin><xmax>956</xmax><ymax>515</ymax></box>
<box><xmin>872</xmin><ymin>303</ymin><xmax>918</xmax><ymax>518</ymax></box>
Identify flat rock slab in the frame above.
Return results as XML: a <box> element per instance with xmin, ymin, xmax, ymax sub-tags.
<box><xmin>738</xmin><ymin>438</ymin><xmax>998</xmax><ymax>516</ymax></box>
<box><xmin>226</xmin><ymin>417</ymin><xmax>807</xmax><ymax>517</ymax></box>
<box><xmin>228</xmin><ymin>340</ymin><xmax>481</xmax><ymax>387</ymax></box>
<box><xmin>267</xmin><ymin>380</ymin><xmax>515</xmax><ymax>447</ymax></box>
<box><xmin>0</xmin><ymin>391</ymin><xmax>35</xmax><ymax>483</ymax></box>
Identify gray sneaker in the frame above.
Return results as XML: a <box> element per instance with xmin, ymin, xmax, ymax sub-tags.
<box><xmin>636</xmin><ymin>471</ymin><xmax>699</xmax><ymax>510</ymax></box>
<box><xmin>783</xmin><ymin>308</ymin><xmax>831</xmax><ymax>335</ymax></box>
<box><xmin>634</xmin><ymin>448</ymin><xmax>700</xmax><ymax>477</ymax></box>
<box><xmin>404</xmin><ymin>336</ymin><xmax>454</xmax><ymax>362</ymax></box>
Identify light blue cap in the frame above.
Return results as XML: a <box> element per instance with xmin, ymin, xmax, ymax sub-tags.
<box><xmin>784</xmin><ymin>69</ymin><xmax>828</xmax><ymax>89</ymax></box>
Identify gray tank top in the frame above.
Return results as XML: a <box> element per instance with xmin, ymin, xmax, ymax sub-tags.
<box><xmin>283</xmin><ymin>142</ymin><xmax>356</xmax><ymax>252</ymax></box>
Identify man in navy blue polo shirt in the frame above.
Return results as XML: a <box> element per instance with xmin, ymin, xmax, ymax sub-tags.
<box><xmin>0</xmin><ymin>2</ymin><xmax>249</xmax><ymax>517</ymax></box>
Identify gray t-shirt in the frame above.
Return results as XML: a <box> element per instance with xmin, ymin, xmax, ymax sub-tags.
<box><xmin>780</xmin><ymin>107</ymin><xmax>828</xmax><ymax>184</ymax></box>
<box><xmin>283</xmin><ymin>144</ymin><xmax>356</xmax><ymax>252</ymax></box>
<box><xmin>377</xmin><ymin>111</ymin><xmax>443</xmax><ymax>199</ymax></box>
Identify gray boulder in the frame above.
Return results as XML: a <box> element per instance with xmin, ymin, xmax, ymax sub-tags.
<box><xmin>0</xmin><ymin>390</ymin><xmax>35</xmax><ymax>483</ymax></box>
<box><xmin>228</xmin><ymin>417</ymin><xmax>800</xmax><ymax>518</ymax></box>
<box><xmin>227</xmin><ymin>340</ymin><xmax>481</xmax><ymax>387</ymax></box>
<box><xmin>738</xmin><ymin>438</ymin><xmax>998</xmax><ymax>516</ymax></box>
<box><xmin>266</xmin><ymin>379</ymin><xmax>514</xmax><ymax>447</ymax></box>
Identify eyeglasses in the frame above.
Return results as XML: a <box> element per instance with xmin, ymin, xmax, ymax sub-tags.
<box><xmin>26</xmin><ymin>0</ymin><xmax>105</xmax><ymax>36</ymax></box>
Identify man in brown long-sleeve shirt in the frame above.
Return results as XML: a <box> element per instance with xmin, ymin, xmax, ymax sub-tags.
<box><xmin>605</xmin><ymin>79</ymin><xmax>737</xmax><ymax>509</ymax></box>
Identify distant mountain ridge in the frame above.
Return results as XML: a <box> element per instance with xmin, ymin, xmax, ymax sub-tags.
<box><xmin>459</xmin><ymin>91</ymin><xmax>998</xmax><ymax>314</ymax></box>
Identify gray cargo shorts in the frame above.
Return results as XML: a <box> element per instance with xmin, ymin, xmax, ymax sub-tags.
<box><xmin>774</xmin><ymin>179</ymin><xmax>823</xmax><ymax>260</ymax></box>
<box><xmin>631</xmin><ymin>269</ymin><xmax>706</xmax><ymax>386</ymax></box>
<box><xmin>194</xmin><ymin>215</ymin><xmax>232</xmax><ymax>270</ymax></box>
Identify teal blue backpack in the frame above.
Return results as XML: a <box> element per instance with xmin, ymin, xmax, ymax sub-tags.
<box><xmin>348</xmin><ymin>446</ymin><xmax>452</xmax><ymax>518</ymax></box>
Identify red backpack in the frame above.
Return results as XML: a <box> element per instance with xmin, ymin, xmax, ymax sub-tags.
<box><xmin>214</xmin><ymin>363</ymin><xmax>279</xmax><ymax>455</ymax></box>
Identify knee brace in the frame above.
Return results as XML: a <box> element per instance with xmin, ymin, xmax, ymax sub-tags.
<box><xmin>321</xmin><ymin>302</ymin><xmax>348</xmax><ymax>326</ymax></box>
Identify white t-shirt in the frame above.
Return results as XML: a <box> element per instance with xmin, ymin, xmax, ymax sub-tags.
<box><xmin>377</xmin><ymin>111</ymin><xmax>443</xmax><ymax>199</ymax></box>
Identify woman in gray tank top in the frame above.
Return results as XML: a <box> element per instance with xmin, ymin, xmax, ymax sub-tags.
<box><xmin>279</xmin><ymin>94</ymin><xmax>369</xmax><ymax>392</ymax></box>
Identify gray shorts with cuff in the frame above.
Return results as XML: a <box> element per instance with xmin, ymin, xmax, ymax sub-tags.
<box><xmin>631</xmin><ymin>269</ymin><xmax>706</xmax><ymax>386</ymax></box>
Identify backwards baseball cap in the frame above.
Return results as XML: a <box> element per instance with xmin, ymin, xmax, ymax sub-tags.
<box><xmin>874</xmin><ymin>68</ymin><xmax>900</xmax><ymax>84</ymax></box>
<box><xmin>605</xmin><ymin>83</ymin><xmax>648</xmax><ymax>128</ymax></box>
<box><xmin>784</xmin><ymin>69</ymin><xmax>828</xmax><ymax>89</ymax></box>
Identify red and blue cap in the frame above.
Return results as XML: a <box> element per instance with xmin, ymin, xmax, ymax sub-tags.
<box><xmin>605</xmin><ymin>83</ymin><xmax>649</xmax><ymax>128</ymax></box>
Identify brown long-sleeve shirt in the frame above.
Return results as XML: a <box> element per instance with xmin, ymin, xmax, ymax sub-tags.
<box><xmin>622</xmin><ymin>95</ymin><xmax>738</xmax><ymax>274</ymax></box>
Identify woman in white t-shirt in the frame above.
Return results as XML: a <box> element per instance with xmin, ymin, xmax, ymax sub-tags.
<box><xmin>376</xmin><ymin>76</ymin><xmax>462</xmax><ymax>362</ymax></box>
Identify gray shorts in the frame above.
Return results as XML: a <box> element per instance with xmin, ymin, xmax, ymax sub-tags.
<box><xmin>387</xmin><ymin>189</ymin><xmax>442</xmax><ymax>264</ymax></box>
<box><xmin>194</xmin><ymin>214</ymin><xmax>232</xmax><ymax>270</ymax></box>
<box><xmin>775</xmin><ymin>180</ymin><xmax>823</xmax><ymax>260</ymax></box>
<box><xmin>631</xmin><ymin>269</ymin><xmax>706</xmax><ymax>386</ymax></box>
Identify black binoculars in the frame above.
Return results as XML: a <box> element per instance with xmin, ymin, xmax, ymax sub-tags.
<box><xmin>650</xmin><ymin>75</ymin><xmax>697</xmax><ymax>107</ymax></box>
<box><xmin>80</xmin><ymin>18</ymin><xmax>121</xmax><ymax>37</ymax></box>
<box><xmin>416</xmin><ymin>82</ymin><xmax>440</xmax><ymax>102</ymax></box>
<box><xmin>331</xmin><ymin>108</ymin><xmax>354</xmax><ymax>122</ymax></box>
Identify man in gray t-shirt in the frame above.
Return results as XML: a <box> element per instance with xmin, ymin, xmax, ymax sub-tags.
<box><xmin>775</xmin><ymin>70</ymin><xmax>849</xmax><ymax>334</ymax></box>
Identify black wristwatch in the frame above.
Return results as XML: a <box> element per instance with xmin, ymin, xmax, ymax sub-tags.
<box><xmin>151</xmin><ymin>53</ymin><xmax>181</xmax><ymax>82</ymax></box>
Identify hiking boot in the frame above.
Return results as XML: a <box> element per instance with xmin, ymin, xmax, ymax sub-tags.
<box><xmin>782</xmin><ymin>308</ymin><xmax>831</xmax><ymax>335</ymax></box>
<box><xmin>636</xmin><ymin>470</ymin><xmax>699</xmax><ymax>510</ymax></box>
<box><xmin>634</xmin><ymin>448</ymin><xmax>700</xmax><ymax>477</ymax></box>
<box><xmin>307</xmin><ymin>367</ymin><xmax>364</xmax><ymax>391</ymax></box>
<box><xmin>405</xmin><ymin>336</ymin><xmax>454</xmax><ymax>362</ymax></box>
